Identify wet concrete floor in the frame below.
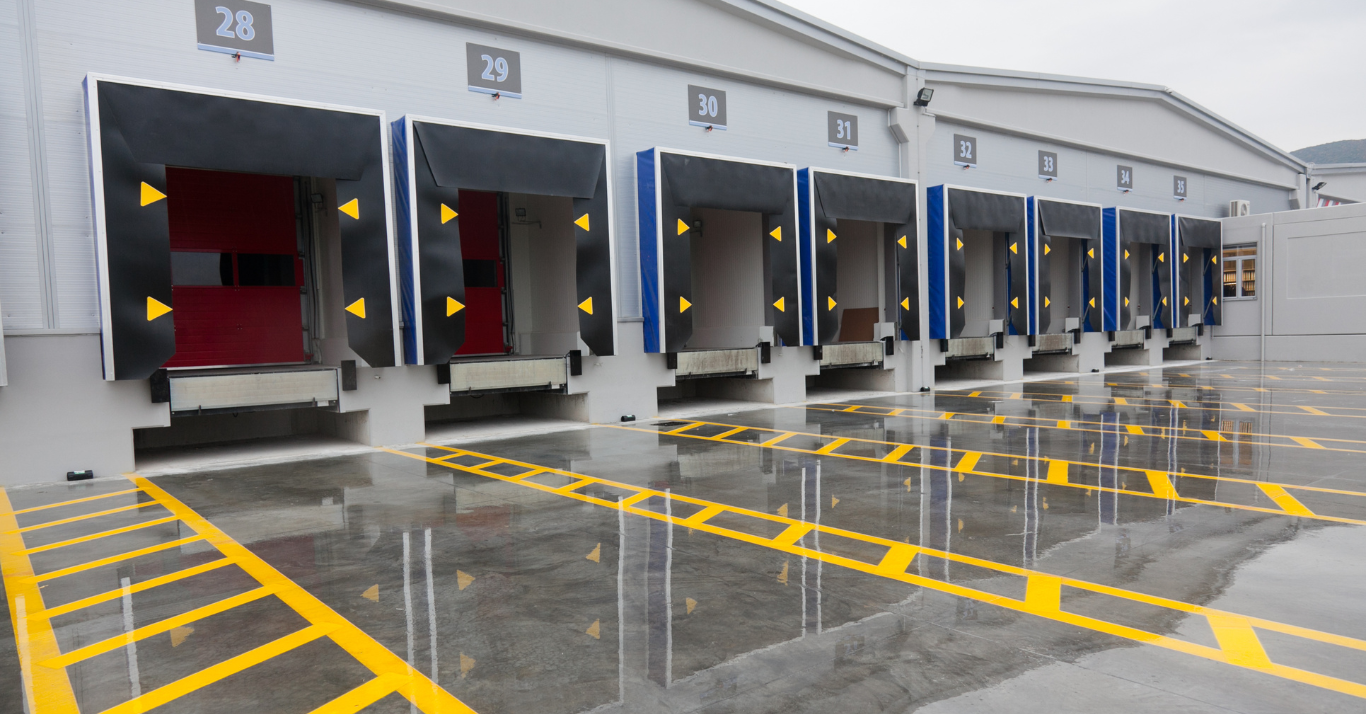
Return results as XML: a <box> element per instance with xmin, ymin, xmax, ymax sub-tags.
<box><xmin>3</xmin><ymin>361</ymin><xmax>1366</xmax><ymax>712</ymax></box>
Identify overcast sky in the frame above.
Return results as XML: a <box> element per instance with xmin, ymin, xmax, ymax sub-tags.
<box><xmin>782</xmin><ymin>0</ymin><xmax>1365</xmax><ymax>153</ymax></box>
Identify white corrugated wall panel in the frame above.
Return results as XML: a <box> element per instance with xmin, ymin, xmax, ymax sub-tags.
<box><xmin>0</xmin><ymin>0</ymin><xmax>43</xmax><ymax>330</ymax></box>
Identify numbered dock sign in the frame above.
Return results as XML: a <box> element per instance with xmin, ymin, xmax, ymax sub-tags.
<box><xmin>827</xmin><ymin>112</ymin><xmax>858</xmax><ymax>150</ymax></box>
<box><xmin>688</xmin><ymin>85</ymin><xmax>727</xmax><ymax>130</ymax></box>
<box><xmin>195</xmin><ymin>0</ymin><xmax>274</xmax><ymax>60</ymax></box>
<box><xmin>467</xmin><ymin>43</ymin><xmax>522</xmax><ymax>98</ymax></box>
<box><xmin>953</xmin><ymin>134</ymin><xmax>977</xmax><ymax>167</ymax></box>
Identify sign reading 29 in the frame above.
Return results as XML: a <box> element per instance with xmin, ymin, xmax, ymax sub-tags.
<box><xmin>466</xmin><ymin>43</ymin><xmax>523</xmax><ymax>99</ymax></box>
<box><xmin>194</xmin><ymin>0</ymin><xmax>274</xmax><ymax>60</ymax></box>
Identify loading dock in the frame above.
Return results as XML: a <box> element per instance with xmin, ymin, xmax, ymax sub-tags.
<box><xmin>84</xmin><ymin>75</ymin><xmax>400</xmax><ymax>460</ymax></box>
<box><xmin>637</xmin><ymin>148</ymin><xmax>805</xmax><ymax>405</ymax></box>
<box><xmin>798</xmin><ymin>168</ymin><xmax>917</xmax><ymax>392</ymax></box>
<box><xmin>1102</xmin><ymin>207</ymin><xmax>1173</xmax><ymax>365</ymax></box>
<box><xmin>393</xmin><ymin>117</ymin><xmax>616</xmax><ymax>432</ymax></box>
<box><xmin>1026</xmin><ymin>197</ymin><xmax>1106</xmax><ymax>374</ymax></box>
<box><xmin>927</xmin><ymin>185</ymin><xmax>1029</xmax><ymax>383</ymax></box>
<box><xmin>1168</xmin><ymin>215</ymin><xmax>1222</xmax><ymax>359</ymax></box>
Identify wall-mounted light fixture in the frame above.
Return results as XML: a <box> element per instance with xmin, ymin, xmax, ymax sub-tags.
<box><xmin>912</xmin><ymin>88</ymin><xmax>934</xmax><ymax>107</ymax></box>
<box><xmin>1313</xmin><ymin>181</ymin><xmax>1328</xmax><ymax>191</ymax></box>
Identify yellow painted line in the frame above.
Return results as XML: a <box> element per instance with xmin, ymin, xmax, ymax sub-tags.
<box><xmin>954</xmin><ymin>452</ymin><xmax>982</xmax><ymax>473</ymax></box>
<box><xmin>1208</xmin><ymin>614</ymin><xmax>1274</xmax><ymax>669</ymax></box>
<box><xmin>1300</xmin><ymin>406</ymin><xmax>1330</xmax><ymax>416</ymax></box>
<box><xmin>130</xmin><ymin>475</ymin><xmax>477</xmax><ymax>714</ymax></box>
<box><xmin>1169</xmin><ymin>400</ymin><xmax>1186</xmax><ymax>408</ymax></box>
<box><xmin>307</xmin><ymin>674</ymin><xmax>405</xmax><ymax>714</ymax></box>
<box><xmin>471</xmin><ymin>460</ymin><xmax>503</xmax><ymax>470</ymax></box>
<box><xmin>815</xmin><ymin>438</ymin><xmax>850</xmax><ymax>455</ymax></box>
<box><xmin>3</xmin><ymin>488</ymin><xmax>141</xmax><ymax>516</ymax></box>
<box><xmin>100</xmin><ymin>623</ymin><xmax>335</xmax><ymax>714</ymax></box>
<box><xmin>28</xmin><ymin>536</ymin><xmax>204</xmax><ymax>583</ymax></box>
<box><xmin>554</xmin><ymin>478</ymin><xmax>597</xmax><ymax>494</ymax></box>
<box><xmin>624</xmin><ymin>420</ymin><xmax>1366</xmax><ymax>527</ymax></box>
<box><xmin>1114</xmin><ymin>397</ymin><xmax>1128</xmax><ymax>405</ymax></box>
<box><xmin>1267</xmin><ymin>375</ymin><xmax>1282</xmax><ymax>381</ymax></box>
<box><xmin>771</xmin><ymin>523</ymin><xmax>815</xmax><ymax>548</ymax></box>
<box><xmin>667</xmin><ymin>422</ymin><xmax>703</xmax><ymax>435</ymax></box>
<box><xmin>968</xmin><ymin>391</ymin><xmax>981</xmax><ymax>397</ymax></box>
<box><xmin>29</xmin><ymin>559</ymin><xmax>233</xmax><ymax>621</ymax></box>
<box><xmin>881</xmin><ymin>444</ymin><xmax>914</xmax><ymax>463</ymax></box>
<box><xmin>1045</xmin><ymin>461</ymin><xmax>1069</xmax><ymax>485</ymax></box>
<box><xmin>1057</xmin><ymin>420</ymin><xmax>1070</xmax><ymax>429</ymax></box>
<box><xmin>40</xmin><ymin>586</ymin><xmax>274</xmax><ymax>668</ymax></box>
<box><xmin>683</xmin><ymin>505</ymin><xmax>726</xmax><ymax>525</ymax></box>
<box><xmin>388</xmin><ymin>447</ymin><xmax>1366</xmax><ymax>700</ymax></box>
<box><xmin>1126</xmin><ymin>425</ymin><xmax>1144</xmax><ymax>435</ymax></box>
<box><xmin>1259</xmin><ymin>484</ymin><xmax>1315</xmax><ymax>517</ymax></box>
<box><xmin>991</xmin><ymin>415</ymin><xmax>1006</xmax><ymax>425</ymax></box>
<box><xmin>889</xmin><ymin>408</ymin><xmax>906</xmax><ymax>416</ymax></box>
<box><xmin>761</xmin><ymin>432</ymin><xmax>795</xmax><ymax>446</ymax></box>
<box><xmin>1291</xmin><ymin>436</ymin><xmax>1324</xmax><ymax>449</ymax></box>
<box><xmin>940</xmin><ymin>412</ymin><xmax>954</xmax><ymax>420</ymax></box>
<box><xmin>1061</xmin><ymin>395</ymin><xmax>1072</xmax><ymax>403</ymax></box>
<box><xmin>1010</xmin><ymin>392</ymin><xmax>1022</xmax><ymax>400</ymax></box>
<box><xmin>1255</xmin><ymin>387</ymin><xmax>1268</xmax><ymax>392</ymax></box>
<box><xmin>714</xmin><ymin>426</ymin><xmax>749</xmax><ymax>440</ymax></box>
<box><xmin>841</xmin><ymin>405</ymin><xmax>861</xmax><ymax>412</ymax></box>
<box><xmin>618</xmin><ymin>492</ymin><xmax>654</xmax><ymax>508</ymax></box>
<box><xmin>1233</xmin><ymin>402</ymin><xmax>1255</xmax><ymax>412</ymax></box>
<box><xmin>6</xmin><ymin>501</ymin><xmax>159</xmax><ymax>534</ymax></box>
<box><xmin>1146</xmin><ymin>471</ymin><xmax>1178</xmax><ymax>499</ymax></box>
<box><xmin>15</xmin><ymin>515</ymin><xmax>180</xmax><ymax>555</ymax></box>
<box><xmin>0</xmin><ymin>488</ymin><xmax>79</xmax><ymax>712</ymax></box>
<box><xmin>1202</xmin><ymin>431</ymin><xmax>1228</xmax><ymax>442</ymax></box>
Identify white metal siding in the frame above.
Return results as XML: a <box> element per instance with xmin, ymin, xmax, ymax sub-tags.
<box><xmin>0</xmin><ymin>0</ymin><xmax>43</xmax><ymax>330</ymax></box>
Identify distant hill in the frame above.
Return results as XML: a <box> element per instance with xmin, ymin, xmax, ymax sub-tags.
<box><xmin>1292</xmin><ymin>139</ymin><xmax>1366</xmax><ymax>164</ymax></box>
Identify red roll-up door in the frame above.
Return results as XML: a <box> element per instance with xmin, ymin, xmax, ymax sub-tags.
<box><xmin>455</xmin><ymin>190</ymin><xmax>509</xmax><ymax>356</ymax></box>
<box><xmin>163</xmin><ymin>168</ymin><xmax>305</xmax><ymax>368</ymax></box>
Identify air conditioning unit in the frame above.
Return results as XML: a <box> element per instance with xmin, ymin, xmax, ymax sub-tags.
<box><xmin>1229</xmin><ymin>200</ymin><xmax>1251</xmax><ymax>217</ymax></box>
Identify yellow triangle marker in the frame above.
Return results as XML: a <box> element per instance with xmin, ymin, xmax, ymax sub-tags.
<box><xmin>575</xmin><ymin>214</ymin><xmax>591</xmax><ymax>231</ymax></box>
<box><xmin>686</xmin><ymin>597</ymin><xmax>697</xmax><ymax>614</ymax></box>
<box><xmin>777</xmin><ymin>503</ymin><xmax>788</xmax><ymax>518</ymax></box>
<box><xmin>578</xmin><ymin>297</ymin><xmax>593</xmax><ymax>315</ymax></box>
<box><xmin>1089</xmin><ymin>297</ymin><xmax>1095</xmax><ymax>308</ymax></box>
<box><xmin>457</xmin><ymin>570</ymin><xmax>475</xmax><ymax>591</ymax></box>
<box><xmin>345</xmin><ymin>298</ymin><xmax>366</xmax><ymax>319</ymax></box>
<box><xmin>441</xmin><ymin>203</ymin><xmax>458</xmax><ymax>224</ymax></box>
<box><xmin>770</xmin><ymin>226</ymin><xmax>782</xmax><ymax>241</ymax></box>
<box><xmin>586</xmin><ymin>543</ymin><xmax>601</xmax><ymax>563</ymax></box>
<box><xmin>1183</xmin><ymin>253</ymin><xmax>1189</xmax><ymax>263</ymax></box>
<box><xmin>1162</xmin><ymin>296</ymin><xmax>1168</xmax><ymax>306</ymax></box>
<box><xmin>679</xmin><ymin>296</ymin><xmax>691</xmax><ymax>313</ymax></box>
<box><xmin>447</xmin><ymin>297</ymin><xmax>464</xmax><ymax>316</ymax></box>
<box><xmin>904</xmin><ymin>477</ymin><xmax>912</xmax><ymax>492</ymax></box>
<box><xmin>1185</xmin><ymin>297</ymin><xmax>1191</xmax><ymax>306</ymax></box>
<box><xmin>956</xmin><ymin>237</ymin><xmax>964</xmax><ymax>251</ymax></box>
<box><xmin>898</xmin><ymin>235</ymin><xmax>907</xmax><ymax>249</ymax></box>
<box><xmin>1158</xmin><ymin>252</ymin><xmax>1165</xmax><ymax>262</ymax></box>
<box><xmin>956</xmin><ymin>296</ymin><xmax>964</xmax><ymax>309</ymax></box>
<box><xmin>140</xmin><ymin>182</ymin><xmax>166</xmax><ymax>206</ymax></box>
<box><xmin>827</xmin><ymin>296</ymin><xmax>837</xmax><ymax>311</ymax></box>
<box><xmin>146</xmin><ymin>297</ymin><xmax>172</xmax><ymax>321</ymax></box>
<box><xmin>1212</xmin><ymin>297</ymin><xmax>1218</xmax><ymax>305</ymax></box>
<box><xmin>1011</xmin><ymin>297</ymin><xmax>1019</xmax><ymax>309</ymax></box>
<box><xmin>460</xmin><ymin>654</ymin><xmax>476</xmax><ymax>678</ymax></box>
<box><xmin>773</xmin><ymin>296</ymin><xmax>785</xmax><ymax>312</ymax></box>
<box><xmin>1044</xmin><ymin>244</ymin><xmax>1051</xmax><ymax>255</ymax></box>
<box><xmin>1010</xmin><ymin>242</ymin><xmax>1018</xmax><ymax>254</ymax></box>
<box><xmin>586</xmin><ymin>620</ymin><xmax>601</xmax><ymax>639</ymax></box>
<box><xmin>901</xmin><ymin>297</ymin><xmax>910</xmax><ymax>310</ymax></box>
<box><xmin>1044</xmin><ymin>296</ymin><xmax>1051</xmax><ymax>307</ymax></box>
<box><xmin>831</xmin><ymin>495</ymin><xmax>839</xmax><ymax>508</ymax></box>
<box><xmin>339</xmin><ymin>198</ymin><xmax>359</xmax><ymax>219</ymax></box>
<box><xmin>1212</xmin><ymin>255</ymin><xmax>1218</xmax><ymax>264</ymax></box>
<box><xmin>677</xmin><ymin>218</ymin><xmax>690</xmax><ymax>235</ymax></box>
<box><xmin>827</xmin><ymin>228</ymin><xmax>837</xmax><ymax>243</ymax></box>
<box><xmin>362</xmin><ymin>585</ymin><xmax>379</xmax><ymax>602</ymax></box>
<box><xmin>1124</xmin><ymin>297</ymin><xmax>1130</xmax><ymax>306</ymax></box>
<box><xmin>1088</xmin><ymin>248</ymin><xmax>1095</xmax><ymax>259</ymax></box>
<box><xmin>170</xmin><ymin>626</ymin><xmax>193</xmax><ymax>647</ymax></box>
<box><xmin>777</xmin><ymin>560</ymin><xmax>789</xmax><ymax>585</ymax></box>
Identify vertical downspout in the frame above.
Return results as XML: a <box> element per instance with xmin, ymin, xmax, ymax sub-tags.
<box><xmin>1259</xmin><ymin>221</ymin><xmax>1267</xmax><ymax>363</ymax></box>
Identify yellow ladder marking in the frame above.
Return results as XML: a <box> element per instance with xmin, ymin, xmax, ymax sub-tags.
<box><xmin>555</xmin><ymin>478</ymin><xmax>596</xmax><ymax>494</ymax></box>
<box><xmin>1010</xmin><ymin>393</ymin><xmax>1022</xmax><ymax>400</ymax></box>
<box><xmin>1300</xmin><ymin>406</ymin><xmax>1330</xmax><ymax>416</ymax></box>
<box><xmin>714</xmin><ymin>426</ymin><xmax>749</xmax><ymax>440</ymax></box>
<box><xmin>667</xmin><ymin>422</ymin><xmax>703</xmax><ymax>435</ymax></box>
<box><xmin>307</xmin><ymin>674</ymin><xmax>405</xmax><ymax>714</ymax></box>
<box><xmin>1126</xmin><ymin>425</ymin><xmax>1144</xmax><ymax>435</ymax></box>
<box><xmin>3</xmin><ymin>488</ymin><xmax>140</xmax><ymax>516</ymax></box>
<box><xmin>968</xmin><ymin>391</ymin><xmax>981</xmax><ymax>397</ymax></box>
<box><xmin>385</xmin><ymin>446</ymin><xmax>1366</xmax><ymax>700</ymax></box>
<box><xmin>684</xmin><ymin>505</ymin><xmax>726</xmax><ymax>525</ymax></box>
<box><xmin>815</xmin><ymin>438</ymin><xmax>850</xmax><ymax>455</ymax></box>
<box><xmin>16</xmin><ymin>515</ymin><xmax>180</xmax><ymax>555</ymax></box>
<box><xmin>101</xmin><ymin>624</ymin><xmax>336</xmax><ymax>714</ymax></box>
<box><xmin>131</xmin><ymin>476</ymin><xmax>477</xmax><ymax>713</ymax></box>
<box><xmin>1046</xmin><ymin>461</ymin><xmax>1069</xmax><ymax>485</ymax></box>
<box><xmin>0</xmin><ymin>488</ymin><xmax>79</xmax><ymax>713</ymax></box>
<box><xmin>1146</xmin><ymin>471</ymin><xmax>1178</xmax><ymax>499</ymax></box>
<box><xmin>1062</xmin><ymin>395</ymin><xmax>1072</xmax><ymax>403</ymax></box>
<box><xmin>881</xmin><ymin>444</ymin><xmax>914</xmax><ymax>462</ymax></box>
<box><xmin>940</xmin><ymin>412</ymin><xmax>955</xmax><ymax>420</ymax></box>
<box><xmin>28</xmin><ymin>536</ymin><xmax>204</xmax><ymax>583</ymax></box>
<box><xmin>761</xmin><ymin>432</ymin><xmax>795</xmax><ymax>446</ymax></box>
<box><xmin>30</xmin><ymin>559</ymin><xmax>233</xmax><ymax>620</ymax></box>
<box><xmin>1169</xmin><ymin>400</ymin><xmax>1186</xmax><ymax>408</ymax></box>
<box><xmin>1056</xmin><ymin>420</ymin><xmax>1070</xmax><ymax>429</ymax></box>
<box><xmin>1207</xmin><ymin>614</ymin><xmax>1273</xmax><ymax>669</ymax></box>
<box><xmin>1201</xmin><ymin>431</ymin><xmax>1228</xmax><ymax>442</ymax></box>
<box><xmin>1291</xmin><ymin>436</ymin><xmax>1324</xmax><ymax>449</ymax></box>
<box><xmin>991</xmin><ymin>415</ymin><xmax>1006</xmax><ymax>425</ymax></box>
<box><xmin>1114</xmin><ymin>397</ymin><xmax>1128</xmax><ymax>405</ymax></box>
<box><xmin>1258</xmin><ymin>484</ymin><xmax>1314</xmax><ymax>517</ymax></box>
<box><xmin>954</xmin><ymin>452</ymin><xmax>982</xmax><ymax>473</ymax></box>
<box><xmin>842</xmin><ymin>405</ymin><xmax>861</xmax><ymax>412</ymax></box>
<box><xmin>40</xmin><ymin>586</ymin><xmax>274</xmax><ymax>668</ymax></box>
<box><xmin>771</xmin><ymin>523</ymin><xmax>815</xmax><ymax>548</ymax></box>
<box><xmin>6</xmin><ymin>501</ymin><xmax>159</xmax><ymax>534</ymax></box>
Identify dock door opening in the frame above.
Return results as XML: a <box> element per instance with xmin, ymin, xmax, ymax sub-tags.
<box><xmin>1174</xmin><ymin>216</ymin><xmax>1222</xmax><ymax>327</ymax></box>
<box><xmin>1029</xmin><ymin>198</ymin><xmax>1102</xmax><ymax>336</ymax></box>
<box><xmin>1103</xmin><ymin>208</ymin><xmax>1172</xmax><ymax>332</ymax></box>
<box><xmin>928</xmin><ymin>186</ymin><xmax>1028</xmax><ymax>340</ymax></box>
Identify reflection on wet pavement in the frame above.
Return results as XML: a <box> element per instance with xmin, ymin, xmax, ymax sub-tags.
<box><xmin>4</xmin><ymin>361</ymin><xmax>1366</xmax><ymax>713</ymax></box>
